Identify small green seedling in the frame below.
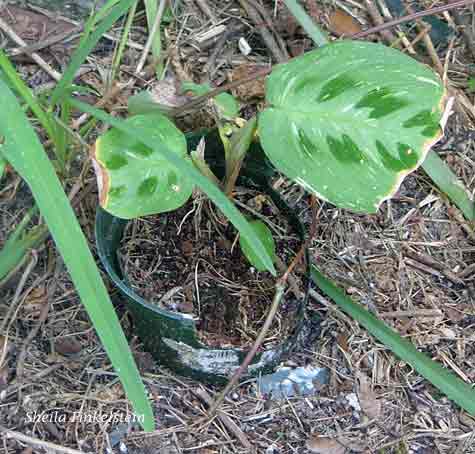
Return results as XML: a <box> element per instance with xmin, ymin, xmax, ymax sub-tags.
<box><xmin>92</xmin><ymin>41</ymin><xmax>445</xmax><ymax>270</ymax></box>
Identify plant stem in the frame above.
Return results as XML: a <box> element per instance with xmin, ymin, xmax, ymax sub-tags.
<box><xmin>208</xmin><ymin>195</ymin><xmax>318</xmax><ymax>415</ymax></box>
<box><xmin>282</xmin><ymin>0</ymin><xmax>329</xmax><ymax>47</ymax></box>
<box><xmin>207</xmin><ymin>282</ymin><xmax>285</xmax><ymax>415</ymax></box>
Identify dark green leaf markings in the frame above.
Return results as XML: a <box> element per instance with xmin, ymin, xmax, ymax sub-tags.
<box><xmin>93</xmin><ymin>113</ymin><xmax>193</xmax><ymax>219</ymax></box>
<box><xmin>259</xmin><ymin>41</ymin><xmax>445</xmax><ymax>213</ymax></box>
<box><xmin>138</xmin><ymin>176</ymin><xmax>159</xmax><ymax>197</ymax></box>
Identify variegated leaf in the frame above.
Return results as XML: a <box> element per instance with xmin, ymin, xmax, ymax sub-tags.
<box><xmin>92</xmin><ymin>113</ymin><xmax>193</xmax><ymax>219</ymax></box>
<box><xmin>259</xmin><ymin>41</ymin><xmax>445</xmax><ymax>213</ymax></box>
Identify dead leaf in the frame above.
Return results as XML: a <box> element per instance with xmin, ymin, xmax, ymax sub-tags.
<box><xmin>228</xmin><ymin>64</ymin><xmax>266</xmax><ymax>101</ymax></box>
<box><xmin>307</xmin><ymin>436</ymin><xmax>346</xmax><ymax>454</ymax></box>
<box><xmin>23</xmin><ymin>286</ymin><xmax>47</xmax><ymax>317</ymax></box>
<box><xmin>357</xmin><ymin>372</ymin><xmax>381</xmax><ymax>419</ymax></box>
<box><xmin>336</xmin><ymin>333</ymin><xmax>349</xmax><ymax>353</ymax></box>
<box><xmin>328</xmin><ymin>9</ymin><xmax>362</xmax><ymax>37</ymax></box>
<box><xmin>55</xmin><ymin>338</ymin><xmax>82</xmax><ymax>357</ymax></box>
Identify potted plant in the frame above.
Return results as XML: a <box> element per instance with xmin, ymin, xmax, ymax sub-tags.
<box><xmin>92</xmin><ymin>41</ymin><xmax>445</xmax><ymax>382</ymax></box>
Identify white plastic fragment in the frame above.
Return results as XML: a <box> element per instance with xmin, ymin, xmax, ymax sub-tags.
<box><xmin>238</xmin><ymin>37</ymin><xmax>252</xmax><ymax>56</ymax></box>
<box><xmin>257</xmin><ymin>366</ymin><xmax>329</xmax><ymax>399</ymax></box>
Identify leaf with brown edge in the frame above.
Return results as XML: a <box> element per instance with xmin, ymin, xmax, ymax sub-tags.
<box><xmin>259</xmin><ymin>41</ymin><xmax>446</xmax><ymax>213</ymax></box>
<box><xmin>92</xmin><ymin>113</ymin><xmax>193</xmax><ymax>219</ymax></box>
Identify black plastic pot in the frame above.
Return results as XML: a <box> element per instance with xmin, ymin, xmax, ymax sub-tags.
<box><xmin>95</xmin><ymin>131</ymin><xmax>311</xmax><ymax>384</ymax></box>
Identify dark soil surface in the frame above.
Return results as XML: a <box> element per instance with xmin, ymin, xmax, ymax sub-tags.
<box><xmin>118</xmin><ymin>188</ymin><xmax>305</xmax><ymax>349</ymax></box>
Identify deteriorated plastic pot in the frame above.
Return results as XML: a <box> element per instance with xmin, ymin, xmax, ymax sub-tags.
<box><xmin>95</xmin><ymin>131</ymin><xmax>311</xmax><ymax>383</ymax></box>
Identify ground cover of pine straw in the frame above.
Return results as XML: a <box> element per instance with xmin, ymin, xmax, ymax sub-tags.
<box><xmin>1</xmin><ymin>1</ymin><xmax>475</xmax><ymax>453</ymax></box>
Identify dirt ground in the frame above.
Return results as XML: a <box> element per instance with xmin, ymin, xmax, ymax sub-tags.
<box><xmin>1</xmin><ymin>1</ymin><xmax>475</xmax><ymax>453</ymax></box>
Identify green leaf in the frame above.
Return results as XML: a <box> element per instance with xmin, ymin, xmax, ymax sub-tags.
<box><xmin>422</xmin><ymin>150</ymin><xmax>475</xmax><ymax>220</ymax></box>
<box><xmin>0</xmin><ymin>207</ymin><xmax>48</xmax><ymax>283</ymax></box>
<box><xmin>50</xmin><ymin>0</ymin><xmax>135</xmax><ymax>106</ymax></box>
<box><xmin>0</xmin><ymin>49</ymin><xmax>55</xmax><ymax>140</ymax></box>
<box><xmin>93</xmin><ymin>113</ymin><xmax>193</xmax><ymax>219</ymax></box>
<box><xmin>239</xmin><ymin>220</ymin><xmax>276</xmax><ymax>271</ymax></box>
<box><xmin>190</xmin><ymin>137</ymin><xmax>220</xmax><ymax>186</ymax></box>
<box><xmin>311</xmin><ymin>266</ymin><xmax>475</xmax><ymax>415</ymax></box>
<box><xmin>259</xmin><ymin>41</ymin><xmax>445</xmax><ymax>213</ymax></box>
<box><xmin>182</xmin><ymin>82</ymin><xmax>239</xmax><ymax>120</ymax></box>
<box><xmin>0</xmin><ymin>79</ymin><xmax>154</xmax><ymax>431</ymax></box>
<box><xmin>70</xmin><ymin>98</ymin><xmax>276</xmax><ymax>275</ymax></box>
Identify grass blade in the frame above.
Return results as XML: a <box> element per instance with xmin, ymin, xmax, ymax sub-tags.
<box><xmin>0</xmin><ymin>49</ymin><xmax>55</xmax><ymax>139</ymax></box>
<box><xmin>0</xmin><ymin>79</ymin><xmax>154</xmax><ymax>431</ymax></box>
<box><xmin>0</xmin><ymin>225</ymin><xmax>47</xmax><ymax>283</ymax></box>
<box><xmin>311</xmin><ymin>266</ymin><xmax>475</xmax><ymax>415</ymax></box>
<box><xmin>69</xmin><ymin>98</ymin><xmax>277</xmax><ymax>275</ymax></box>
<box><xmin>110</xmin><ymin>1</ymin><xmax>138</xmax><ymax>84</ymax></box>
<box><xmin>50</xmin><ymin>0</ymin><xmax>135</xmax><ymax>106</ymax></box>
<box><xmin>282</xmin><ymin>0</ymin><xmax>328</xmax><ymax>47</ymax></box>
<box><xmin>0</xmin><ymin>206</ymin><xmax>48</xmax><ymax>283</ymax></box>
<box><xmin>144</xmin><ymin>0</ymin><xmax>164</xmax><ymax>76</ymax></box>
<box><xmin>422</xmin><ymin>150</ymin><xmax>475</xmax><ymax>220</ymax></box>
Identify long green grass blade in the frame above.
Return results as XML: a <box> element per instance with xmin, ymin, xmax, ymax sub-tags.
<box><xmin>70</xmin><ymin>98</ymin><xmax>276</xmax><ymax>275</ymax></box>
<box><xmin>50</xmin><ymin>0</ymin><xmax>135</xmax><ymax>106</ymax></box>
<box><xmin>88</xmin><ymin>0</ymin><xmax>123</xmax><ymax>26</ymax></box>
<box><xmin>144</xmin><ymin>0</ymin><xmax>163</xmax><ymax>75</ymax></box>
<box><xmin>0</xmin><ymin>80</ymin><xmax>154</xmax><ymax>431</ymax></box>
<box><xmin>283</xmin><ymin>0</ymin><xmax>328</xmax><ymax>47</ymax></box>
<box><xmin>311</xmin><ymin>265</ymin><xmax>475</xmax><ymax>414</ymax></box>
<box><xmin>0</xmin><ymin>50</ymin><xmax>55</xmax><ymax>139</ymax></box>
<box><xmin>422</xmin><ymin>151</ymin><xmax>475</xmax><ymax>220</ymax></box>
<box><xmin>110</xmin><ymin>0</ymin><xmax>138</xmax><ymax>84</ymax></box>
